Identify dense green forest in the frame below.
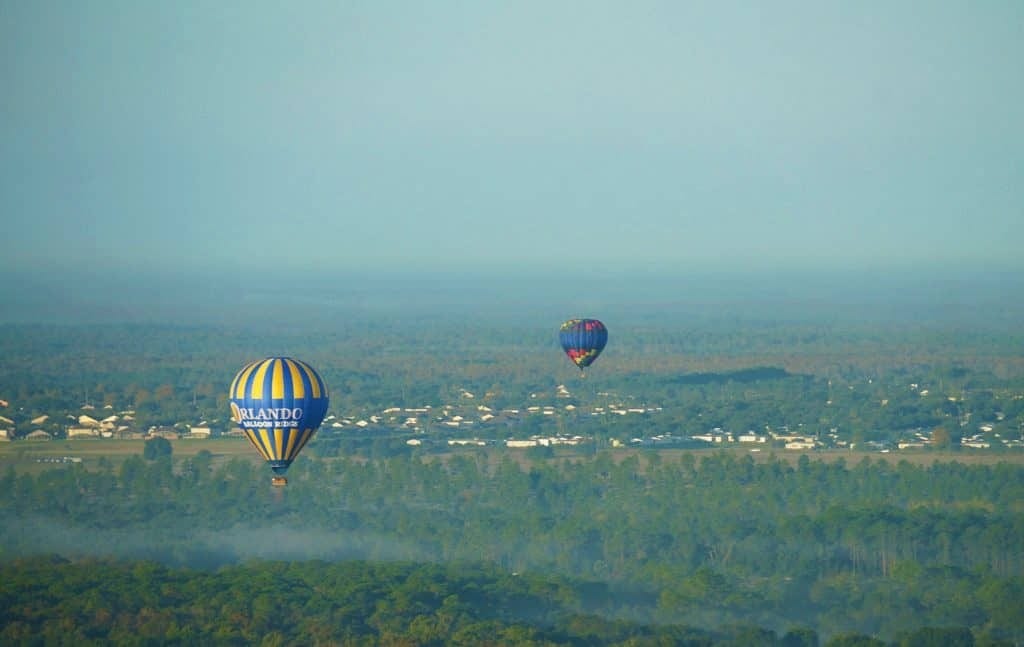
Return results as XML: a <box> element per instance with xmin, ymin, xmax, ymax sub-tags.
<box><xmin>2</xmin><ymin>448</ymin><xmax>1023</xmax><ymax>644</ymax></box>
<box><xmin>1</xmin><ymin>310</ymin><xmax>1023</xmax><ymax>644</ymax></box>
<box><xmin>0</xmin><ymin>556</ymin><xmax>1002</xmax><ymax>646</ymax></box>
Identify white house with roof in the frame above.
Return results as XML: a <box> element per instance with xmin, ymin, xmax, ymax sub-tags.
<box><xmin>898</xmin><ymin>441</ymin><xmax>927</xmax><ymax>449</ymax></box>
<box><xmin>784</xmin><ymin>439</ymin><xmax>817</xmax><ymax>450</ymax></box>
<box><xmin>67</xmin><ymin>427</ymin><xmax>99</xmax><ymax>438</ymax></box>
<box><xmin>693</xmin><ymin>433</ymin><xmax>726</xmax><ymax>443</ymax></box>
<box><xmin>187</xmin><ymin>425</ymin><xmax>212</xmax><ymax>438</ymax></box>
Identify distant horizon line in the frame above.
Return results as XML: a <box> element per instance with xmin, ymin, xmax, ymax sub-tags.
<box><xmin>3</xmin><ymin>259</ymin><xmax>1023</xmax><ymax>280</ymax></box>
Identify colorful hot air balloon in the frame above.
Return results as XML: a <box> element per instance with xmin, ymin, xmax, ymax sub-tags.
<box><xmin>559</xmin><ymin>318</ymin><xmax>608</xmax><ymax>375</ymax></box>
<box><xmin>229</xmin><ymin>357</ymin><xmax>329</xmax><ymax>487</ymax></box>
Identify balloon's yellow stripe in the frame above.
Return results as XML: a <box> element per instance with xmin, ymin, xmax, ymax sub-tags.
<box><xmin>283</xmin><ymin>428</ymin><xmax>300</xmax><ymax>461</ymax></box>
<box><xmin>274</xmin><ymin>428</ymin><xmax>285</xmax><ymax>460</ymax></box>
<box><xmin>295</xmin><ymin>359</ymin><xmax>322</xmax><ymax>398</ymax></box>
<box><xmin>233</xmin><ymin>360</ymin><xmax>260</xmax><ymax>399</ymax></box>
<box><xmin>243</xmin><ymin>430</ymin><xmax>271</xmax><ymax>461</ymax></box>
<box><xmin>271</xmin><ymin>359</ymin><xmax>285</xmax><ymax>399</ymax></box>
<box><xmin>284</xmin><ymin>359</ymin><xmax>305</xmax><ymax>399</ymax></box>
<box><xmin>250</xmin><ymin>360</ymin><xmax>272</xmax><ymax>399</ymax></box>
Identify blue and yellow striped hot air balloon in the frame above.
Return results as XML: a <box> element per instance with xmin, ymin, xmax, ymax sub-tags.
<box><xmin>229</xmin><ymin>357</ymin><xmax>329</xmax><ymax>486</ymax></box>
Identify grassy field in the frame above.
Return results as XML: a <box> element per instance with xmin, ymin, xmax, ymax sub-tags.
<box><xmin>429</xmin><ymin>444</ymin><xmax>1024</xmax><ymax>472</ymax></box>
<box><xmin>0</xmin><ymin>437</ymin><xmax>264</xmax><ymax>474</ymax></box>
<box><xmin>674</xmin><ymin>446</ymin><xmax>1024</xmax><ymax>468</ymax></box>
<box><xmin>2</xmin><ymin>437</ymin><xmax>1022</xmax><ymax>477</ymax></box>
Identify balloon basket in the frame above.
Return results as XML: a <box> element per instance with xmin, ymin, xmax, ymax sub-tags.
<box><xmin>271</xmin><ymin>476</ymin><xmax>288</xmax><ymax>487</ymax></box>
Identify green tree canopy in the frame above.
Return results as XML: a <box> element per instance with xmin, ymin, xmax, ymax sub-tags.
<box><xmin>142</xmin><ymin>436</ymin><xmax>173</xmax><ymax>460</ymax></box>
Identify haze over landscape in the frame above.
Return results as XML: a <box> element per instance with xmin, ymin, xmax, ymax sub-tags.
<box><xmin>3</xmin><ymin>1</ymin><xmax>1022</xmax><ymax>308</ymax></box>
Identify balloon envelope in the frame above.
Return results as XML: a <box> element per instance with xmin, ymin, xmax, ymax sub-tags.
<box><xmin>559</xmin><ymin>318</ymin><xmax>608</xmax><ymax>370</ymax></box>
<box><xmin>229</xmin><ymin>357</ymin><xmax>329</xmax><ymax>476</ymax></box>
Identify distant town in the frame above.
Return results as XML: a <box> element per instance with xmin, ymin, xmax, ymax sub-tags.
<box><xmin>3</xmin><ymin>379</ymin><xmax>1021</xmax><ymax>453</ymax></box>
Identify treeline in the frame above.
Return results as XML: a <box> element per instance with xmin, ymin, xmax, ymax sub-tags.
<box><xmin>0</xmin><ymin>556</ymin><xmax>1007</xmax><ymax>646</ymax></box>
<box><xmin>2</xmin><ymin>450</ymin><xmax>1023</xmax><ymax>642</ymax></box>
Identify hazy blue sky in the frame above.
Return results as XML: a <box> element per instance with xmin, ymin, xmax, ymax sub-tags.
<box><xmin>3</xmin><ymin>1</ymin><xmax>1022</xmax><ymax>278</ymax></box>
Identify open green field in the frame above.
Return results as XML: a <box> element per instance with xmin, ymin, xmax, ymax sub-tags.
<box><xmin>667</xmin><ymin>446</ymin><xmax>1024</xmax><ymax>468</ymax></box>
<box><xmin>428</xmin><ymin>444</ymin><xmax>1024</xmax><ymax>473</ymax></box>
<box><xmin>2</xmin><ymin>438</ymin><xmax>1022</xmax><ymax>478</ymax></box>
<box><xmin>0</xmin><ymin>437</ymin><xmax>264</xmax><ymax>474</ymax></box>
